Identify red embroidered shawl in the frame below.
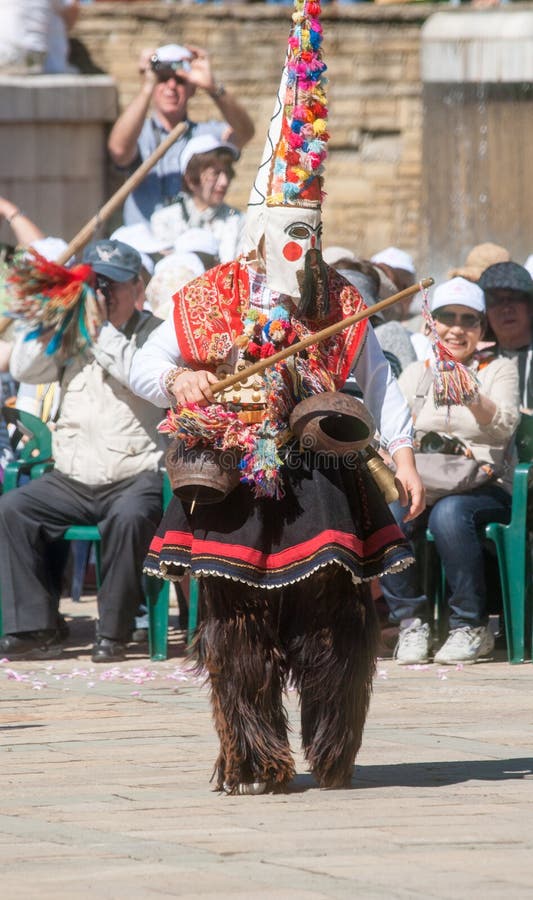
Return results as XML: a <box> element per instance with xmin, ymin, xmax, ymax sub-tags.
<box><xmin>172</xmin><ymin>258</ymin><xmax>368</xmax><ymax>388</ymax></box>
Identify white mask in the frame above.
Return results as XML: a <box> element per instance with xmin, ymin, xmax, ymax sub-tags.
<box><xmin>264</xmin><ymin>205</ymin><xmax>323</xmax><ymax>297</ymax></box>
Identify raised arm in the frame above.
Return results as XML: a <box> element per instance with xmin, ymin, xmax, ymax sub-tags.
<box><xmin>107</xmin><ymin>50</ymin><xmax>157</xmax><ymax>167</ymax></box>
<box><xmin>0</xmin><ymin>197</ymin><xmax>44</xmax><ymax>248</ymax></box>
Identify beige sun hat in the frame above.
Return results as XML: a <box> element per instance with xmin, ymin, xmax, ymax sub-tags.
<box><xmin>448</xmin><ymin>242</ymin><xmax>511</xmax><ymax>282</ymax></box>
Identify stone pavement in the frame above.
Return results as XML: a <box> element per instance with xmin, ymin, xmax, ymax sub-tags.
<box><xmin>1</xmin><ymin>597</ymin><xmax>533</xmax><ymax>900</ymax></box>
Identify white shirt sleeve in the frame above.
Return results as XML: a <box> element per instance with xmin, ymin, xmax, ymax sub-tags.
<box><xmin>130</xmin><ymin>317</ymin><xmax>186</xmax><ymax>408</ymax></box>
<box><xmin>129</xmin><ymin>313</ymin><xmax>414</xmax><ymax>453</ymax></box>
<box><xmin>353</xmin><ymin>325</ymin><xmax>413</xmax><ymax>454</ymax></box>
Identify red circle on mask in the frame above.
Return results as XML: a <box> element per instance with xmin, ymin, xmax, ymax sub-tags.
<box><xmin>283</xmin><ymin>241</ymin><xmax>304</xmax><ymax>261</ymax></box>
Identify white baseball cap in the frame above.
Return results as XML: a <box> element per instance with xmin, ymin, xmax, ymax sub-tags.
<box><xmin>174</xmin><ymin>228</ymin><xmax>220</xmax><ymax>257</ymax></box>
<box><xmin>29</xmin><ymin>237</ymin><xmax>69</xmax><ymax>262</ymax></box>
<box><xmin>524</xmin><ymin>254</ymin><xmax>533</xmax><ymax>279</ymax></box>
<box><xmin>322</xmin><ymin>246</ymin><xmax>356</xmax><ymax>266</ymax></box>
<box><xmin>431</xmin><ymin>277</ymin><xmax>485</xmax><ymax>314</ymax></box>
<box><xmin>371</xmin><ymin>246</ymin><xmax>416</xmax><ymax>274</ymax></box>
<box><xmin>154</xmin><ymin>44</ymin><xmax>192</xmax><ymax>64</ymax></box>
<box><xmin>180</xmin><ymin>134</ymin><xmax>240</xmax><ymax>175</ymax></box>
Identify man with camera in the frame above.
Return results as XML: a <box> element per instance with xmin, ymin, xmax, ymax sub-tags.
<box><xmin>0</xmin><ymin>239</ymin><xmax>165</xmax><ymax>663</ymax></box>
<box><xmin>108</xmin><ymin>43</ymin><xmax>255</xmax><ymax>227</ymax></box>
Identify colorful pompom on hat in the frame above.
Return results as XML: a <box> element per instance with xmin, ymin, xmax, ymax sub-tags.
<box><xmin>268</xmin><ymin>0</ymin><xmax>328</xmax><ymax>208</ymax></box>
<box><xmin>244</xmin><ymin>0</ymin><xmax>329</xmax><ymax>251</ymax></box>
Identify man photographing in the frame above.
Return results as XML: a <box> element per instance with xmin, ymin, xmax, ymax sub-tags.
<box><xmin>108</xmin><ymin>42</ymin><xmax>255</xmax><ymax>226</ymax></box>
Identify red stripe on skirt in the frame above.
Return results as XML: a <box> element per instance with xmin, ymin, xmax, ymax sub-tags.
<box><xmin>149</xmin><ymin>524</ymin><xmax>403</xmax><ymax>570</ymax></box>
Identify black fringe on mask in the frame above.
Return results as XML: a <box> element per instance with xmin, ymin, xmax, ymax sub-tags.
<box><xmin>295</xmin><ymin>250</ymin><xmax>330</xmax><ymax>320</ymax></box>
<box><xmin>194</xmin><ymin>567</ymin><xmax>378</xmax><ymax>793</ymax></box>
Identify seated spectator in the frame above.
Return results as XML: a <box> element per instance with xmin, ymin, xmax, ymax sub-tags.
<box><xmin>110</xmin><ymin>222</ymin><xmax>171</xmax><ymax>281</ymax></box>
<box><xmin>333</xmin><ymin>256</ymin><xmax>415</xmax><ymax>378</ymax></box>
<box><xmin>380</xmin><ymin>277</ymin><xmax>520</xmax><ymax>666</ymax></box>
<box><xmin>479</xmin><ymin>262</ymin><xmax>533</xmax><ymax>412</ymax></box>
<box><xmin>448</xmin><ymin>242</ymin><xmax>510</xmax><ymax>283</ymax></box>
<box><xmin>108</xmin><ymin>43</ymin><xmax>254</xmax><ymax>226</ymax></box>
<box><xmin>45</xmin><ymin>0</ymin><xmax>80</xmax><ymax>74</ymax></box>
<box><xmin>0</xmin><ymin>239</ymin><xmax>165</xmax><ymax>663</ymax></box>
<box><xmin>0</xmin><ymin>0</ymin><xmax>51</xmax><ymax>75</ymax></box>
<box><xmin>370</xmin><ymin>246</ymin><xmax>416</xmax><ymax>306</ymax></box>
<box><xmin>150</xmin><ymin>134</ymin><xmax>244</xmax><ymax>262</ymax></box>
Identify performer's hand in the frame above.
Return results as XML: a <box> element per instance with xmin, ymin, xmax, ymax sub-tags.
<box><xmin>392</xmin><ymin>447</ymin><xmax>426</xmax><ymax>522</ymax></box>
<box><xmin>172</xmin><ymin>369</ymin><xmax>218</xmax><ymax>406</ymax></box>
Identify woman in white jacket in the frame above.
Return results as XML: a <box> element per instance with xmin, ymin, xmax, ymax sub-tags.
<box><xmin>382</xmin><ymin>277</ymin><xmax>520</xmax><ymax>667</ymax></box>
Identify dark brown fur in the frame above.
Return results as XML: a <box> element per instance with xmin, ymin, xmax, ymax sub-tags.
<box><xmin>195</xmin><ymin>567</ymin><xmax>379</xmax><ymax>793</ymax></box>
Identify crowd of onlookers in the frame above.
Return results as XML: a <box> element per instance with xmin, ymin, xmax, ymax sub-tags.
<box><xmin>0</xmin><ymin>35</ymin><xmax>531</xmax><ymax>666</ymax></box>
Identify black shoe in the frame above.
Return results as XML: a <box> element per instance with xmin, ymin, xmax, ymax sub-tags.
<box><xmin>0</xmin><ymin>630</ymin><xmax>65</xmax><ymax>660</ymax></box>
<box><xmin>57</xmin><ymin>613</ymin><xmax>70</xmax><ymax>641</ymax></box>
<box><xmin>130</xmin><ymin>627</ymin><xmax>148</xmax><ymax>644</ymax></box>
<box><xmin>91</xmin><ymin>637</ymin><xmax>126</xmax><ymax>663</ymax></box>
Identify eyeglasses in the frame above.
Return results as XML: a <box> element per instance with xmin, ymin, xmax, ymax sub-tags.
<box><xmin>200</xmin><ymin>166</ymin><xmax>234</xmax><ymax>183</ymax></box>
<box><xmin>433</xmin><ymin>311</ymin><xmax>482</xmax><ymax>329</ymax></box>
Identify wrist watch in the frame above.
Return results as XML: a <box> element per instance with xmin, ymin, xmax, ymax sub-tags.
<box><xmin>210</xmin><ymin>82</ymin><xmax>226</xmax><ymax>100</ymax></box>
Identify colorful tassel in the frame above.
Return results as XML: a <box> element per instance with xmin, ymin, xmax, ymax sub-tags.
<box><xmin>421</xmin><ymin>286</ymin><xmax>480</xmax><ymax>408</ymax></box>
<box><xmin>7</xmin><ymin>250</ymin><xmax>102</xmax><ymax>356</ymax></box>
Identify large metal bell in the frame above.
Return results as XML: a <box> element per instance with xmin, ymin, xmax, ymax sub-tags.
<box><xmin>165</xmin><ymin>440</ymin><xmax>241</xmax><ymax>505</ymax></box>
<box><xmin>289</xmin><ymin>392</ymin><xmax>375</xmax><ymax>456</ymax></box>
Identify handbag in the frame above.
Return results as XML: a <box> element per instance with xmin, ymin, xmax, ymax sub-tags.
<box><xmin>414</xmin><ymin>446</ymin><xmax>495</xmax><ymax>506</ymax></box>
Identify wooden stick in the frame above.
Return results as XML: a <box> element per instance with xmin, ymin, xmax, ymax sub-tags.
<box><xmin>211</xmin><ymin>277</ymin><xmax>434</xmax><ymax>394</ymax></box>
<box><xmin>55</xmin><ymin>120</ymin><xmax>188</xmax><ymax>266</ymax></box>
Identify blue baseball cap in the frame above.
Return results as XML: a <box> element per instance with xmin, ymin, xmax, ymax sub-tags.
<box><xmin>84</xmin><ymin>239</ymin><xmax>142</xmax><ymax>283</ymax></box>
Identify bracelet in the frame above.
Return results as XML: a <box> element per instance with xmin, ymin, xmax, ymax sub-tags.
<box><xmin>209</xmin><ymin>82</ymin><xmax>226</xmax><ymax>100</ymax></box>
<box><xmin>6</xmin><ymin>209</ymin><xmax>22</xmax><ymax>226</ymax></box>
<box><xmin>162</xmin><ymin>366</ymin><xmax>188</xmax><ymax>402</ymax></box>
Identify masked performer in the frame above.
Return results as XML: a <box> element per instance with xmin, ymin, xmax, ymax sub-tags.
<box><xmin>130</xmin><ymin>0</ymin><xmax>425</xmax><ymax>795</ymax></box>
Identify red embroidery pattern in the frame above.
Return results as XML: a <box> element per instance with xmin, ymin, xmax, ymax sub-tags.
<box><xmin>172</xmin><ymin>260</ymin><xmax>368</xmax><ymax>385</ymax></box>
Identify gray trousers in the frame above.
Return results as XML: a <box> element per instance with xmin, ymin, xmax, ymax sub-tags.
<box><xmin>0</xmin><ymin>469</ymin><xmax>162</xmax><ymax>641</ymax></box>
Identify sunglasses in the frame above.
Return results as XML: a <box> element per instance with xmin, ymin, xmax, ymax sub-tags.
<box><xmin>433</xmin><ymin>311</ymin><xmax>482</xmax><ymax>329</ymax></box>
<box><xmin>154</xmin><ymin>67</ymin><xmax>187</xmax><ymax>84</ymax></box>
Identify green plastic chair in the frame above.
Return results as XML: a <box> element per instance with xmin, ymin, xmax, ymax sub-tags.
<box><xmin>425</xmin><ymin>414</ymin><xmax>533</xmax><ymax>664</ymax></box>
<box><xmin>0</xmin><ymin>408</ymin><xmax>175</xmax><ymax>661</ymax></box>
<box><xmin>1</xmin><ymin>407</ymin><xmax>53</xmax><ymax>491</ymax></box>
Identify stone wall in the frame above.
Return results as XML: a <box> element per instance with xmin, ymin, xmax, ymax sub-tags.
<box><xmin>0</xmin><ymin>74</ymin><xmax>117</xmax><ymax>250</ymax></box>
<box><xmin>73</xmin><ymin>3</ymin><xmax>431</xmax><ymax>266</ymax></box>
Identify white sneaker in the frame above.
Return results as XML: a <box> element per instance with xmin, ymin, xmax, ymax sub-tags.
<box><xmin>394</xmin><ymin>618</ymin><xmax>431</xmax><ymax>665</ymax></box>
<box><xmin>434</xmin><ymin>625</ymin><xmax>495</xmax><ymax>666</ymax></box>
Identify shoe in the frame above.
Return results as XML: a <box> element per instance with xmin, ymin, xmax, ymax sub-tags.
<box><xmin>91</xmin><ymin>637</ymin><xmax>126</xmax><ymax>663</ymax></box>
<box><xmin>394</xmin><ymin>618</ymin><xmax>431</xmax><ymax>665</ymax></box>
<box><xmin>130</xmin><ymin>628</ymin><xmax>148</xmax><ymax>644</ymax></box>
<box><xmin>0</xmin><ymin>630</ymin><xmax>65</xmax><ymax>661</ymax></box>
<box><xmin>434</xmin><ymin>625</ymin><xmax>495</xmax><ymax>665</ymax></box>
<box><xmin>57</xmin><ymin>613</ymin><xmax>70</xmax><ymax>641</ymax></box>
<box><xmin>223</xmin><ymin>782</ymin><xmax>267</xmax><ymax>796</ymax></box>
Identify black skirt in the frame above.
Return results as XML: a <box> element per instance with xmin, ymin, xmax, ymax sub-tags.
<box><xmin>145</xmin><ymin>454</ymin><xmax>413</xmax><ymax>589</ymax></box>
<box><xmin>145</xmin><ymin>452</ymin><xmax>413</xmax><ymax>589</ymax></box>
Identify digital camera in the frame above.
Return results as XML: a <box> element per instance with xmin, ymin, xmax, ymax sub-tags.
<box><xmin>419</xmin><ymin>431</ymin><xmax>464</xmax><ymax>455</ymax></box>
<box><xmin>150</xmin><ymin>55</ymin><xmax>191</xmax><ymax>76</ymax></box>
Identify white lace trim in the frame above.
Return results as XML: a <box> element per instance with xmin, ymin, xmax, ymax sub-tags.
<box><xmin>143</xmin><ymin>553</ymin><xmax>414</xmax><ymax>591</ymax></box>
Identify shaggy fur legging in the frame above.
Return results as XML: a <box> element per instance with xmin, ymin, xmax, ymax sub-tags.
<box><xmin>195</xmin><ymin>567</ymin><xmax>379</xmax><ymax>793</ymax></box>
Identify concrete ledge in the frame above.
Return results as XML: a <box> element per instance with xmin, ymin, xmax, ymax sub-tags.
<box><xmin>422</xmin><ymin>11</ymin><xmax>533</xmax><ymax>82</ymax></box>
<box><xmin>0</xmin><ymin>75</ymin><xmax>117</xmax><ymax>121</ymax></box>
